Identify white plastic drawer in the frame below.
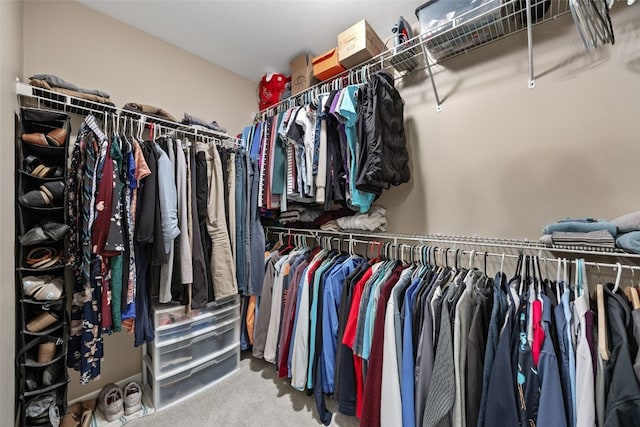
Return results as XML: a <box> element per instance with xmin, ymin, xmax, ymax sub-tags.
<box><xmin>154</xmin><ymin>302</ymin><xmax>239</xmax><ymax>344</ymax></box>
<box><xmin>152</xmin><ymin>294</ymin><xmax>239</xmax><ymax>330</ymax></box>
<box><xmin>144</xmin><ymin>346</ymin><xmax>239</xmax><ymax>410</ymax></box>
<box><xmin>148</xmin><ymin>317</ymin><xmax>240</xmax><ymax>375</ymax></box>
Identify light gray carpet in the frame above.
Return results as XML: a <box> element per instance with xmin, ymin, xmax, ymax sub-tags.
<box><xmin>128</xmin><ymin>351</ymin><xmax>360</xmax><ymax>427</ymax></box>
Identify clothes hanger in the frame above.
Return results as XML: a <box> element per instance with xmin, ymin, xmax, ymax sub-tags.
<box><xmin>483</xmin><ymin>251</ymin><xmax>488</xmax><ymax>277</ymax></box>
<box><xmin>613</xmin><ymin>262</ymin><xmax>622</xmax><ymax>293</ymax></box>
<box><xmin>519</xmin><ymin>255</ymin><xmax>529</xmax><ymax>296</ymax></box>
<box><xmin>468</xmin><ymin>250</ymin><xmax>476</xmax><ymax>270</ymax></box>
<box><xmin>596</xmin><ymin>282</ymin><xmax>610</xmax><ymax>361</ymax></box>
<box><xmin>578</xmin><ymin>258</ymin><xmax>588</xmax><ymax>298</ymax></box>
<box><xmin>629</xmin><ymin>269</ymin><xmax>640</xmax><ymax>310</ymax></box>
<box><xmin>575</xmin><ymin>259</ymin><xmax>582</xmax><ymax>298</ymax></box>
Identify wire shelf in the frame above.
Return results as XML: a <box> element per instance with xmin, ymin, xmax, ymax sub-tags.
<box><xmin>16</xmin><ymin>81</ymin><xmax>242</xmax><ymax>145</ymax></box>
<box><xmin>258</xmin><ymin>0</ymin><xmax>573</xmax><ymax>116</ymax></box>
<box><xmin>418</xmin><ymin>0</ymin><xmax>570</xmax><ymax>63</ymax></box>
<box><xmin>264</xmin><ymin>226</ymin><xmax>640</xmax><ymax>262</ymax></box>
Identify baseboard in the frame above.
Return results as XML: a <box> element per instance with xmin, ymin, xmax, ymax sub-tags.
<box><xmin>68</xmin><ymin>373</ymin><xmax>143</xmax><ymax>405</ymax></box>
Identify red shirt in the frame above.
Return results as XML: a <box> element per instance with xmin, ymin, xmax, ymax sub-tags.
<box><xmin>532</xmin><ymin>299</ymin><xmax>544</xmax><ymax>367</ymax></box>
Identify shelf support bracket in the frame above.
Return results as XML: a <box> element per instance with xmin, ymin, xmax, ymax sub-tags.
<box><xmin>420</xmin><ymin>42</ymin><xmax>442</xmax><ymax>112</ymax></box>
<box><xmin>526</xmin><ymin>0</ymin><xmax>536</xmax><ymax>88</ymax></box>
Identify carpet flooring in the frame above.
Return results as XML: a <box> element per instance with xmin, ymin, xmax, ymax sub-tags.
<box><xmin>128</xmin><ymin>351</ymin><xmax>360</xmax><ymax>427</ymax></box>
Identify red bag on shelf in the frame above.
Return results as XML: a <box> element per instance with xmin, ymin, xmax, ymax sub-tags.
<box><xmin>258</xmin><ymin>73</ymin><xmax>290</xmax><ymax>110</ymax></box>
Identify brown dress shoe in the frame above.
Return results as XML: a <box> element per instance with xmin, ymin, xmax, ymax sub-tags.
<box><xmin>22</xmin><ymin>132</ymin><xmax>48</xmax><ymax>146</ymax></box>
<box><xmin>45</xmin><ymin>128</ymin><xmax>67</xmax><ymax>147</ymax></box>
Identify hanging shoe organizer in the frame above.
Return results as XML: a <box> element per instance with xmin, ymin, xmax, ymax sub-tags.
<box><xmin>15</xmin><ymin>108</ymin><xmax>71</xmax><ymax>427</ymax></box>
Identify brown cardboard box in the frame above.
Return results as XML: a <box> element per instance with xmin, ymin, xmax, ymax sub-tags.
<box><xmin>338</xmin><ymin>19</ymin><xmax>386</xmax><ymax>69</ymax></box>
<box><xmin>290</xmin><ymin>53</ymin><xmax>316</xmax><ymax>95</ymax></box>
<box><xmin>312</xmin><ymin>48</ymin><xmax>346</xmax><ymax>82</ymax></box>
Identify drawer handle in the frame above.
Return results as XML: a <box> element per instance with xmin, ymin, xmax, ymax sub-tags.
<box><xmin>160</xmin><ymin>341</ymin><xmax>190</xmax><ymax>353</ymax></box>
<box><xmin>191</xmin><ymin>330</ymin><xmax>218</xmax><ymax>344</ymax></box>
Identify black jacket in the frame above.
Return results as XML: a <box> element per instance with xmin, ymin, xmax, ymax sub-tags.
<box><xmin>355</xmin><ymin>71</ymin><xmax>410</xmax><ymax>195</ymax></box>
<box><xmin>604</xmin><ymin>285</ymin><xmax>640</xmax><ymax>426</ymax></box>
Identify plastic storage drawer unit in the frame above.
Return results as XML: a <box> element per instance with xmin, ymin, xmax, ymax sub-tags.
<box><xmin>153</xmin><ymin>294</ymin><xmax>239</xmax><ymax>330</ymax></box>
<box><xmin>154</xmin><ymin>298</ymin><xmax>239</xmax><ymax>344</ymax></box>
<box><xmin>416</xmin><ymin>0</ymin><xmax>505</xmax><ymax>61</ymax></box>
<box><xmin>147</xmin><ymin>317</ymin><xmax>240</xmax><ymax>376</ymax></box>
<box><xmin>143</xmin><ymin>345</ymin><xmax>240</xmax><ymax>410</ymax></box>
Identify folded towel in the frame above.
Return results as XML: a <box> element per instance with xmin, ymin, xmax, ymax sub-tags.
<box><xmin>543</xmin><ymin>220</ymin><xmax>617</xmax><ymax>236</ymax></box>
<box><xmin>616</xmin><ymin>231</ymin><xmax>640</xmax><ymax>254</ymax></box>
<box><xmin>551</xmin><ymin>230</ymin><xmax>615</xmax><ymax>247</ymax></box>
<box><xmin>336</xmin><ymin>206</ymin><xmax>388</xmax><ymax>232</ymax></box>
<box><xmin>611</xmin><ymin>210</ymin><xmax>640</xmax><ymax>233</ymax></box>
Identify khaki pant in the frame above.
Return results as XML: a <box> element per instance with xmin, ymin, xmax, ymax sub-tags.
<box><xmin>196</xmin><ymin>143</ymin><xmax>237</xmax><ymax>298</ymax></box>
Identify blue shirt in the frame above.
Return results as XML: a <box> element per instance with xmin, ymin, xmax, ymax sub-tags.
<box><xmin>363</xmin><ymin>262</ymin><xmax>394</xmax><ymax>360</ymax></box>
<box><xmin>307</xmin><ymin>255</ymin><xmax>341</xmax><ymax>390</ymax></box>
<box><xmin>554</xmin><ymin>289</ymin><xmax>574</xmax><ymax>427</ymax></box>
<box><xmin>537</xmin><ymin>294</ymin><xmax>568</xmax><ymax>427</ymax></box>
<box><xmin>249</xmin><ymin>122</ymin><xmax>262</xmax><ymax>160</ymax></box>
<box><xmin>321</xmin><ymin>257</ymin><xmax>361</xmax><ymax>394</ymax></box>
<box><xmin>401</xmin><ymin>277</ymin><xmax>422</xmax><ymax>427</ymax></box>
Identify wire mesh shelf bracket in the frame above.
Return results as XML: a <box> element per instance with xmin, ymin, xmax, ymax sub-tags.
<box><xmin>16</xmin><ymin>80</ymin><xmax>243</xmax><ymax>147</ymax></box>
<box><xmin>526</xmin><ymin>0</ymin><xmax>536</xmax><ymax>88</ymax></box>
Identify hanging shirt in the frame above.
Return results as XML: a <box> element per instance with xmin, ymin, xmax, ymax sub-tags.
<box><xmin>290</xmin><ymin>250</ymin><xmax>326</xmax><ymax>390</ymax></box>
<box><xmin>562</xmin><ymin>287</ymin><xmax>577</xmax><ymax>426</ymax></box>
<box><xmin>360</xmin><ymin>263</ymin><xmax>403</xmax><ymax>427</ymax></box>
<box><xmin>307</xmin><ymin>254</ymin><xmax>344</xmax><ymax>390</ymax></box>
<box><xmin>381</xmin><ymin>266</ymin><xmax>414</xmax><ymax>427</ymax></box>
<box><xmin>338</xmin><ymin>85</ymin><xmax>375</xmax><ymax>213</ymax></box>
<box><xmin>574</xmin><ymin>285</ymin><xmax>596</xmax><ymax>427</ymax></box>
<box><xmin>603</xmin><ymin>284</ymin><xmax>640</xmax><ymax>426</ymax></box>
<box><xmin>321</xmin><ymin>256</ymin><xmax>362</xmax><ymax>394</ymax></box>
<box><xmin>401</xmin><ymin>276</ymin><xmax>423</xmax><ymax>427</ymax></box>
<box><xmin>537</xmin><ymin>294</ymin><xmax>568</xmax><ymax>427</ymax></box>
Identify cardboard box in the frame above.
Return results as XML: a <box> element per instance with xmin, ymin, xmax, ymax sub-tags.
<box><xmin>338</xmin><ymin>19</ymin><xmax>386</xmax><ymax>69</ymax></box>
<box><xmin>312</xmin><ymin>48</ymin><xmax>346</xmax><ymax>82</ymax></box>
<box><xmin>290</xmin><ymin>53</ymin><xmax>316</xmax><ymax>95</ymax></box>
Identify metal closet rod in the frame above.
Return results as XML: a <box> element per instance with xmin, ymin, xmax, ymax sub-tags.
<box><xmin>16</xmin><ymin>80</ymin><xmax>241</xmax><ymax>145</ymax></box>
<box><xmin>268</xmin><ymin>229</ymin><xmax>640</xmax><ymax>274</ymax></box>
<box><xmin>264</xmin><ymin>226</ymin><xmax>640</xmax><ymax>261</ymax></box>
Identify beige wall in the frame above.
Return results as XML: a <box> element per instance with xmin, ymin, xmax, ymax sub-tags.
<box><xmin>12</xmin><ymin>0</ymin><xmax>640</xmax><ymax>411</ymax></box>
<box><xmin>1</xmin><ymin>0</ymin><xmax>22</xmax><ymax>424</ymax></box>
<box><xmin>22</xmin><ymin>0</ymin><xmax>257</xmax><ymax>136</ymax></box>
<box><xmin>381</xmin><ymin>5</ymin><xmax>640</xmax><ymax>239</ymax></box>
<box><xmin>21</xmin><ymin>0</ymin><xmax>257</xmax><ymax>400</ymax></box>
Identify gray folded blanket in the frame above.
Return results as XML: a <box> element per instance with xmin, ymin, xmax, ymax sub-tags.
<box><xmin>182</xmin><ymin>113</ymin><xmax>227</xmax><ymax>133</ymax></box>
<box><xmin>30</xmin><ymin>74</ymin><xmax>110</xmax><ymax>98</ymax></box>
<box><xmin>612</xmin><ymin>210</ymin><xmax>640</xmax><ymax>233</ymax></box>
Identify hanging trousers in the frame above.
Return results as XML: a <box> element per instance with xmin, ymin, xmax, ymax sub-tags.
<box><xmin>197</xmin><ymin>142</ymin><xmax>238</xmax><ymax>299</ymax></box>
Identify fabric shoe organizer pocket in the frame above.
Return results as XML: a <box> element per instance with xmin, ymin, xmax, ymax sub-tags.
<box><xmin>20</xmin><ymin>298</ymin><xmax>66</xmax><ymax>336</ymax></box>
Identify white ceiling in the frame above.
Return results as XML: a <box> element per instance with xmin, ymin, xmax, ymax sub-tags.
<box><xmin>79</xmin><ymin>0</ymin><xmax>422</xmax><ymax>82</ymax></box>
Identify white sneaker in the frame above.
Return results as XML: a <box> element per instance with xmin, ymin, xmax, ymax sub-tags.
<box><xmin>123</xmin><ymin>381</ymin><xmax>142</xmax><ymax>415</ymax></box>
<box><xmin>98</xmin><ymin>383</ymin><xmax>124</xmax><ymax>422</ymax></box>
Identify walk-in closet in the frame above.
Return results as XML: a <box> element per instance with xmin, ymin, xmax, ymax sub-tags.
<box><xmin>2</xmin><ymin>1</ymin><xmax>639</xmax><ymax>426</ymax></box>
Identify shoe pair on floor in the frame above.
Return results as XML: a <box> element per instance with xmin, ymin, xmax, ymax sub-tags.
<box><xmin>98</xmin><ymin>382</ymin><xmax>142</xmax><ymax>422</ymax></box>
